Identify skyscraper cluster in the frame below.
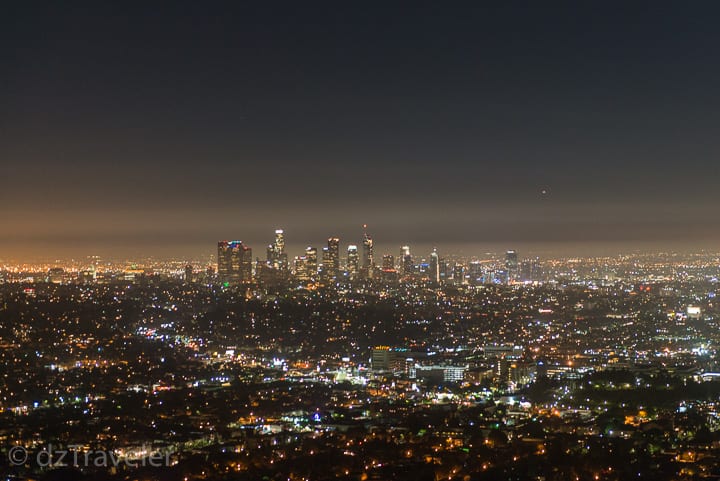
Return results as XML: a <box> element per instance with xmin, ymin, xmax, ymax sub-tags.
<box><xmin>217</xmin><ymin>229</ymin><xmax>542</xmax><ymax>286</ymax></box>
<box><xmin>217</xmin><ymin>240</ymin><xmax>252</xmax><ymax>284</ymax></box>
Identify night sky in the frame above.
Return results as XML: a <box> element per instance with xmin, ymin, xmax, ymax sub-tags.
<box><xmin>2</xmin><ymin>2</ymin><xmax>720</xmax><ymax>260</ymax></box>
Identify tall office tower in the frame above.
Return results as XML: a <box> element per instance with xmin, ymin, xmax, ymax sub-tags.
<box><xmin>439</xmin><ymin>258</ymin><xmax>451</xmax><ymax>281</ymax></box>
<box><xmin>266</xmin><ymin>229</ymin><xmax>288</xmax><ymax>270</ymax></box>
<box><xmin>305</xmin><ymin>246</ymin><xmax>318</xmax><ymax>280</ymax></box>
<box><xmin>320</xmin><ymin>247</ymin><xmax>330</xmax><ymax>279</ymax></box>
<box><xmin>468</xmin><ymin>261</ymin><xmax>483</xmax><ymax>284</ymax></box>
<box><xmin>218</xmin><ymin>241</ymin><xmax>253</xmax><ymax>284</ymax></box>
<box><xmin>239</xmin><ymin>244</ymin><xmax>253</xmax><ymax>282</ymax></box>
<box><xmin>293</xmin><ymin>255</ymin><xmax>307</xmax><ymax>281</ymax></box>
<box><xmin>361</xmin><ymin>225</ymin><xmax>374</xmax><ymax>279</ymax></box>
<box><xmin>379</xmin><ymin>254</ymin><xmax>399</xmax><ymax>282</ymax></box>
<box><xmin>532</xmin><ymin>257</ymin><xmax>542</xmax><ymax>281</ymax></box>
<box><xmin>347</xmin><ymin>245</ymin><xmax>359</xmax><ymax>278</ymax></box>
<box><xmin>274</xmin><ymin>229</ymin><xmax>285</xmax><ymax>255</ymax></box>
<box><xmin>520</xmin><ymin>256</ymin><xmax>541</xmax><ymax>282</ymax></box>
<box><xmin>274</xmin><ymin>229</ymin><xmax>288</xmax><ymax>271</ymax></box>
<box><xmin>184</xmin><ymin>264</ymin><xmax>193</xmax><ymax>283</ymax></box>
<box><xmin>505</xmin><ymin>250</ymin><xmax>519</xmax><ymax>283</ymax></box>
<box><xmin>325</xmin><ymin>237</ymin><xmax>340</xmax><ymax>280</ymax></box>
<box><xmin>400</xmin><ymin>245</ymin><xmax>413</xmax><ymax>275</ymax></box>
<box><xmin>429</xmin><ymin>248</ymin><xmax>440</xmax><ymax>283</ymax></box>
<box><xmin>382</xmin><ymin>254</ymin><xmax>395</xmax><ymax>270</ymax></box>
<box><xmin>452</xmin><ymin>264</ymin><xmax>465</xmax><ymax>285</ymax></box>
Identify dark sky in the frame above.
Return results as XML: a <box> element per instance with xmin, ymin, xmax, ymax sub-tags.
<box><xmin>2</xmin><ymin>2</ymin><xmax>720</xmax><ymax>260</ymax></box>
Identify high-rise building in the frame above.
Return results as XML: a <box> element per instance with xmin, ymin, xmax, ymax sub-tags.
<box><xmin>305</xmin><ymin>246</ymin><xmax>318</xmax><ymax>280</ymax></box>
<box><xmin>380</xmin><ymin>254</ymin><xmax>398</xmax><ymax>283</ymax></box>
<box><xmin>400</xmin><ymin>245</ymin><xmax>413</xmax><ymax>275</ymax></box>
<box><xmin>439</xmin><ymin>258</ymin><xmax>451</xmax><ymax>281</ymax></box>
<box><xmin>382</xmin><ymin>254</ymin><xmax>395</xmax><ymax>270</ymax></box>
<box><xmin>505</xmin><ymin>250</ymin><xmax>519</xmax><ymax>283</ymax></box>
<box><xmin>468</xmin><ymin>261</ymin><xmax>483</xmax><ymax>284</ymax></box>
<box><xmin>347</xmin><ymin>245</ymin><xmax>359</xmax><ymax>278</ymax></box>
<box><xmin>520</xmin><ymin>256</ymin><xmax>541</xmax><ymax>282</ymax></box>
<box><xmin>265</xmin><ymin>229</ymin><xmax>288</xmax><ymax>272</ymax></box>
<box><xmin>429</xmin><ymin>248</ymin><xmax>440</xmax><ymax>283</ymax></box>
<box><xmin>218</xmin><ymin>241</ymin><xmax>253</xmax><ymax>284</ymax></box>
<box><xmin>323</xmin><ymin>237</ymin><xmax>340</xmax><ymax>280</ymax></box>
<box><xmin>320</xmin><ymin>247</ymin><xmax>330</xmax><ymax>279</ymax></box>
<box><xmin>452</xmin><ymin>264</ymin><xmax>465</xmax><ymax>285</ymax></box>
<box><xmin>293</xmin><ymin>255</ymin><xmax>308</xmax><ymax>281</ymax></box>
<box><xmin>274</xmin><ymin>229</ymin><xmax>285</xmax><ymax>255</ymax></box>
<box><xmin>275</xmin><ymin>229</ymin><xmax>287</xmax><ymax>271</ymax></box>
<box><xmin>184</xmin><ymin>264</ymin><xmax>193</xmax><ymax>283</ymax></box>
<box><xmin>260</xmin><ymin>229</ymin><xmax>289</xmax><ymax>285</ymax></box>
<box><xmin>361</xmin><ymin>225</ymin><xmax>374</xmax><ymax>279</ymax></box>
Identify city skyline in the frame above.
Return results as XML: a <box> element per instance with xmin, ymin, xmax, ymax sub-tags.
<box><xmin>5</xmin><ymin>4</ymin><xmax>720</xmax><ymax>480</ymax></box>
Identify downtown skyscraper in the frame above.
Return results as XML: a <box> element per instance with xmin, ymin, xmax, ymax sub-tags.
<box><xmin>347</xmin><ymin>245</ymin><xmax>359</xmax><ymax>279</ymax></box>
<box><xmin>217</xmin><ymin>241</ymin><xmax>252</xmax><ymax>284</ymax></box>
<box><xmin>267</xmin><ymin>229</ymin><xmax>288</xmax><ymax>273</ymax></box>
<box><xmin>321</xmin><ymin>237</ymin><xmax>340</xmax><ymax>281</ymax></box>
<box><xmin>361</xmin><ymin>226</ymin><xmax>374</xmax><ymax>279</ymax></box>
<box><xmin>505</xmin><ymin>250</ymin><xmax>519</xmax><ymax>283</ymax></box>
<box><xmin>429</xmin><ymin>248</ymin><xmax>440</xmax><ymax>283</ymax></box>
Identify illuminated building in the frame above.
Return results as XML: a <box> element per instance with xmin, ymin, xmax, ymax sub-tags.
<box><xmin>293</xmin><ymin>255</ymin><xmax>308</xmax><ymax>281</ymax></box>
<box><xmin>347</xmin><ymin>245</ymin><xmax>359</xmax><ymax>278</ymax></box>
<box><xmin>47</xmin><ymin>268</ymin><xmax>65</xmax><ymax>284</ymax></box>
<box><xmin>304</xmin><ymin>246</ymin><xmax>318</xmax><ymax>280</ymax></box>
<box><xmin>468</xmin><ymin>261</ymin><xmax>483</xmax><ymax>284</ymax></box>
<box><xmin>380</xmin><ymin>254</ymin><xmax>398</xmax><ymax>282</ymax></box>
<box><xmin>439</xmin><ymin>258</ymin><xmax>450</xmax><ymax>281</ymax></box>
<box><xmin>400</xmin><ymin>245</ymin><xmax>413</xmax><ymax>275</ymax></box>
<box><xmin>361</xmin><ymin>226</ymin><xmax>374</xmax><ymax>279</ymax></box>
<box><xmin>123</xmin><ymin>266</ymin><xmax>145</xmax><ymax>282</ymax></box>
<box><xmin>274</xmin><ymin>229</ymin><xmax>285</xmax><ymax>256</ymax></box>
<box><xmin>291</xmin><ymin>247</ymin><xmax>321</xmax><ymax>283</ymax></box>
<box><xmin>217</xmin><ymin>240</ymin><xmax>253</xmax><ymax>284</ymax></box>
<box><xmin>78</xmin><ymin>265</ymin><xmax>96</xmax><ymax>284</ymax></box>
<box><xmin>483</xmin><ymin>344</ymin><xmax>524</xmax><ymax>359</ymax></box>
<box><xmin>429</xmin><ymin>248</ymin><xmax>440</xmax><ymax>283</ymax></box>
<box><xmin>262</xmin><ymin>229</ymin><xmax>289</xmax><ymax>285</ymax></box>
<box><xmin>266</xmin><ymin>229</ymin><xmax>288</xmax><ymax>272</ymax></box>
<box><xmin>414</xmin><ymin>364</ymin><xmax>467</xmax><ymax>382</ymax></box>
<box><xmin>382</xmin><ymin>254</ymin><xmax>394</xmax><ymax>270</ymax></box>
<box><xmin>371</xmin><ymin>346</ymin><xmax>399</xmax><ymax>371</ymax></box>
<box><xmin>520</xmin><ymin>256</ymin><xmax>541</xmax><ymax>282</ymax></box>
<box><xmin>275</xmin><ymin>229</ymin><xmax>287</xmax><ymax>271</ymax></box>
<box><xmin>320</xmin><ymin>247</ymin><xmax>329</xmax><ymax>279</ymax></box>
<box><xmin>321</xmin><ymin>237</ymin><xmax>340</xmax><ymax>281</ymax></box>
<box><xmin>184</xmin><ymin>264</ymin><xmax>193</xmax><ymax>283</ymax></box>
<box><xmin>452</xmin><ymin>264</ymin><xmax>464</xmax><ymax>285</ymax></box>
<box><xmin>505</xmin><ymin>250</ymin><xmax>519</xmax><ymax>283</ymax></box>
